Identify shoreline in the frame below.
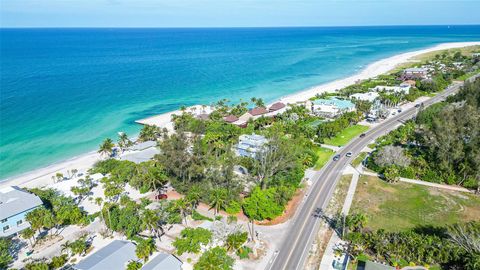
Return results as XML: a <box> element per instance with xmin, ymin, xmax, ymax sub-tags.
<box><xmin>2</xmin><ymin>41</ymin><xmax>480</xmax><ymax>189</ymax></box>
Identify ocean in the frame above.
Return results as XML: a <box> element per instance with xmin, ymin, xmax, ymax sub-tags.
<box><xmin>1</xmin><ymin>26</ymin><xmax>480</xmax><ymax>180</ymax></box>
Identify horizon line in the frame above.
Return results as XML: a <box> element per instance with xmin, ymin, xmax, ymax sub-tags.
<box><xmin>1</xmin><ymin>23</ymin><xmax>480</xmax><ymax>29</ymax></box>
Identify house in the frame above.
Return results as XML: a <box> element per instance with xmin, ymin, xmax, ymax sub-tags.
<box><xmin>268</xmin><ymin>102</ymin><xmax>286</xmax><ymax>112</ymax></box>
<box><xmin>142</xmin><ymin>253</ymin><xmax>182</xmax><ymax>270</ymax></box>
<box><xmin>402</xmin><ymin>79</ymin><xmax>417</xmax><ymax>87</ymax></box>
<box><xmin>472</xmin><ymin>52</ymin><xmax>480</xmax><ymax>58</ymax></box>
<box><xmin>249</xmin><ymin>107</ymin><xmax>268</xmax><ymax>116</ymax></box>
<box><xmin>235</xmin><ymin>134</ymin><xmax>268</xmax><ymax>158</ymax></box>
<box><xmin>350</xmin><ymin>92</ymin><xmax>379</xmax><ymax>102</ymax></box>
<box><xmin>402</xmin><ymin>67</ymin><xmax>429</xmax><ymax>80</ymax></box>
<box><xmin>372</xmin><ymin>84</ymin><xmax>410</xmax><ymax>95</ymax></box>
<box><xmin>311</xmin><ymin>98</ymin><xmax>355</xmax><ymax>118</ymax></box>
<box><xmin>74</xmin><ymin>240</ymin><xmax>138</xmax><ymax>270</ymax></box>
<box><xmin>223</xmin><ymin>115</ymin><xmax>239</xmax><ymax>123</ymax></box>
<box><xmin>74</xmin><ymin>240</ymin><xmax>182</xmax><ymax>270</ymax></box>
<box><xmin>0</xmin><ymin>186</ymin><xmax>43</xmax><ymax>237</ymax></box>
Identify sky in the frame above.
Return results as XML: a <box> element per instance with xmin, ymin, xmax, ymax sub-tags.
<box><xmin>1</xmin><ymin>0</ymin><xmax>480</xmax><ymax>28</ymax></box>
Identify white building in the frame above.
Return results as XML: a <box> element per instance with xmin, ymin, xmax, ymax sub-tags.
<box><xmin>0</xmin><ymin>186</ymin><xmax>43</xmax><ymax>237</ymax></box>
<box><xmin>350</xmin><ymin>92</ymin><xmax>379</xmax><ymax>102</ymax></box>
<box><xmin>311</xmin><ymin>98</ymin><xmax>356</xmax><ymax>118</ymax></box>
<box><xmin>235</xmin><ymin>134</ymin><xmax>268</xmax><ymax>159</ymax></box>
<box><xmin>403</xmin><ymin>67</ymin><xmax>429</xmax><ymax>80</ymax></box>
<box><xmin>372</xmin><ymin>84</ymin><xmax>411</xmax><ymax>95</ymax></box>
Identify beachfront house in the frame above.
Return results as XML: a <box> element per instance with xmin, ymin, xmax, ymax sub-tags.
<box><xmin>311</xmin><ymin>98</ymin><xmax>355</xmax><ymax>118</ymax></box>
<box><xmin>402</xmin><ymin>67</ymin><xmax>429</xmax><ymax>80</ymax></box>
<box><xmin>350</xmin><ymin>92</ymin><xmax>379</xmax><ymax>102</ymax></box>
<box><xmin>0</xmin><ymin>186</ymin><xmax>43</xmax><ymax>237</ymax></box>
<box><xmin>235</xmin><ymin>134</ymin><xmax>268</xmax><ymax>158</ymax></box>
<box><xmin>372</xmin><ymin>83</ymin><xmax>411</xmax><ymax>95</ymax></box>
<box><xmin>74</xmin><ymin>240</ymin><xmax>182</xmax><ymax>270</ymax></box>
<box><xmin>232</xmin><ymin>107</ymin><xmax>269</xmax><ymax>127</ymax></box>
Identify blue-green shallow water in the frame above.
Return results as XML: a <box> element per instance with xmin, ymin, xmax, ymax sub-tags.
<box><xmin>1</xmin><ymin>26</ymin><xmax>480</xmax><ymax>180</ymax></box>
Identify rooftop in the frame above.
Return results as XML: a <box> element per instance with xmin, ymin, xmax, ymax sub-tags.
<box><xmin>269</xmin><ymin>102</ymin><xmax>286</xmax><ymax>112</ymax></box>
<box><xmin>73</xmin><ymin>240</ymin><xmax>137</xmax><ymax>270</ymax></box>
<box><xmin>223</xmin><ymin>114</ymin><xmax>239</xmax><ymax>123</ymax></box>
<box><xmin>0</xmin><ymin>186</ymin><xmax>43</xmax><ymax>220</ymax></box>
<box><xmin>142</xmin><ymin>253</ymin><xmax>182</xmax><ymax>270</ymax></box>
<box><xmin>249</xmin><ymin>107</ymin><xmax>268</xmax><ymax>116</ymax></box>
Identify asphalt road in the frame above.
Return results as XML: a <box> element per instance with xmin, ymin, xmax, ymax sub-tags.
<box><xmin>267</xmin><ymin>80</ymin><xmax>465</xmax><ymax>270</ymax></box>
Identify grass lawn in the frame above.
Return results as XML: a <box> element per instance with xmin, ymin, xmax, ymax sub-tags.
<box><xmin>351</xmin><ymin>175</ymin><xmax>480</xmax><ymax>232</ymax></box>
<box><xmin>323</xmin><ymin>125</ymin><xmax>369</xmax><ymax>146</ymax></box>
<box><xmin>351</xmin><ymin>152</ymin><xmax>367</xmax><ymax>167</ymax></box>
<box><xmin>314</xmin><ymin>147</ymin><xmax>335</xmax><ymax>170</ymax></box>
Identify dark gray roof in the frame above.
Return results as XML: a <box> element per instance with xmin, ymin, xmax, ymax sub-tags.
<box><xmin>74</xmin><ymin>240</ymin><xmax>138</xmax><ymax>270</ymax></box>
<box><xmin>0</xmin><ymin>186</ymin><xmax>43</xmax><ymax>220</ymax></box>
<box><xmin>142</xmin><ymin>253</ymin><xmax>182</xmax><ymax>270</ymax></box>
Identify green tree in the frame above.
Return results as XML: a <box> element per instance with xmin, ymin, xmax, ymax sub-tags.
<box><xmin>118</xmin><ymin>132</ymin><xmax>133</xmax><ymax>152</ymax></box>
<box><xmin>0</xmin><ymin>238</ymin><xmax>12</xmax><ymax>269</ymax></box>
<box><xmin>49</xmin><ymin>254</ymin><xmax>68</xmax><ymax>269</ymax></box>
<box><xmin>135</xmin><ymin>238</ymin><xmax>157</xmax><ymax>262</ymax></box>
<box><xmin>98</xmin><ymin>138</ymin><xmax>115</xmax><ymax>158</ymax></box>
<box><xmin>21</xmin><ymin>227</ymin><xmax>36</xmax><ymax>247</ymax></box>
<box><xmin>209</xmin><ymin>188</ymin><xmax>228</xmax><ymax>215</ymax></box>
<box><xmin>194</xmin><ymin>247</ymin><xmax>234</xmax><ymax>270</ymax></box>
<box><xmin>383</xmin><ymin>165</ymin><xmax>400</xmax><ymax>183</ymax></box>
<box><xmin>225</xmin><ymin>232</ymin><xmax>248</xmax><ymax>252</ymax></box>
<box><xmin>243</xmin><ymin>187</ymin><xmax>284</xmax><ymax>240</ymax></box>
<box><xmin>139</xmin><ymin>125</ymin><xmax>161</xmax><ymax>142</ymax></box>
<box><xmin>173</xmin><ymin>228</ymin><xmax>212</xmax><ymax>255</ymax></box>
<box><xmin>126</xmin><ymin>261</ymin><xmax>143</xmax><ymax>270</ymax></box>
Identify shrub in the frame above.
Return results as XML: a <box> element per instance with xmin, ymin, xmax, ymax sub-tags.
<box><xmin>225</xmin><ymin>201</ymin><xmax>242</xmax><ymax>215</ymax></box>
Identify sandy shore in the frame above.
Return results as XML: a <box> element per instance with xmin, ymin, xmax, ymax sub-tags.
<box><xmin>2</xmin><ymin>41</ymin><xmax>479</xmax><ymax>189</ymax></box>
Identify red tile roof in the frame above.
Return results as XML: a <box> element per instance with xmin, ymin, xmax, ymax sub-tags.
<box><xmin>269</xmin><ymin>102</ymin><xmax>286</xmax><ymax>112</ymax></box>
<box><xmin>223</xmin><ymin>115</ymin><xmax>239</xmax><ymax>123</ymax></box>
<box><xmin>249</xmin><ymin>107</ymin><xmax>268</xmax><ymax>116</ymax></box>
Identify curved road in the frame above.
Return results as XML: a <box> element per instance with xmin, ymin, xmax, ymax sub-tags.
<box><xmin>267</xmin><ymin>81</ymin><xmax>465</xmax><ymax>270</ymax></box>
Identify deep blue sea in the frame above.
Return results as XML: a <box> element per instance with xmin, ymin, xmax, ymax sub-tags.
<box><xmin>1</xmin><ymin>26</ymin><xmax>480</xmax><ymax>180</ymax></box>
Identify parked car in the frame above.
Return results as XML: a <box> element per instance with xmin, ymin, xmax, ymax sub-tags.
<box><xmin>155</xmin><ymin>194</ymin><xmax>168</xmax><ymax>200</ymax></box>
<box><xmin>415</xmin><ymin>104</ymin><xmax>420</xmax><ymax>108</ymax></box>
<box><xmin>397</xmin><ymin>109</ymin><xmax>402</xmax><ymax>113</ymax></box>
<box><xmin>333</xmin><ymin>155</ymin><xmax>341</xmax><ymax>161</ymax></box>
<box><xmin>346</xmin><ymin>152</ymin><xmax>352</xmax><ymax>157</ymax></box>
<box><xmin>359</xmin><ymin>133</ymin><xmax>366</xmax><ymax>138</ymax></box>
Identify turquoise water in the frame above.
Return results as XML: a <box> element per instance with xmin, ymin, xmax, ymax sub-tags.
<box><xmin>1</xmin><ymin>26</ymin><xmax>480</xmax><ymax>180</ymax></box>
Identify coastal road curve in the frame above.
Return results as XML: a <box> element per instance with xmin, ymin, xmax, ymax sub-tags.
<box><xmin>267</xmin><ymin>80</ymin><xmax>467</xmax><ymax>270</ymax></box>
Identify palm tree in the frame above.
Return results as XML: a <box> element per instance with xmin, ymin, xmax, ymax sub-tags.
<box><xmin>175</xmin><ymin>199</ymin><xmax>190</xmax><ymax>227</ymax></box>
<box><xmin>118</xmin><ymin>132</ymin><xmax>132</xmax><ymax>153</ymax></box>
<box><xmin>20</xmin><ymin>228</ymin><xmax>35</xmax><ymax>247</ymax></box>
<box><xmin>98</xmin><ymin>138</ymin><xmax>115</xmax><ymax>158</ymax></box>
<box><xmin>185</xmin><ymin>185</ymin><xmax>202</xmax><ymax>209</ymax></box>
<box><xmin>142</xmin><ymin>209</ymin><xmax>160</xmax><ymax>238</ymax></box>
<box><xmin>209</xmin><ymin>188</ymin><xmax>227</xmax><ymax>216</ymax></box>
<box><xmin>135</xmin><ymin>238</ymin><xmax>157</xmax><ymax>262</ymax></box>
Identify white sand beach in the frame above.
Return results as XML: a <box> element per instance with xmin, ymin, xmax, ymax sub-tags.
<box><xmin>1</xmin><ymin>41</ymin><xmax>479</xmax><ymax>190</ymax></box>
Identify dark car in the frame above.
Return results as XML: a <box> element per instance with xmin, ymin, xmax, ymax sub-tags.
<box><xmin>415</xmin><ymin>104</ymin><xmax>420</xmax><ymax>108</ymax></box>
<box><xmin>333</xmin><ymin>155</ymin><xmax>341</xmax><ymax>161</ymax></box>
<box><xmin>359</xmin><ymin>133</ymin><xmax>366</xmax><ymax>138</ymax></box>
<box><xmin>155</xmin><ymin>194</ymin><xmax>168</xmax><ymax>200</ymax></box>
<box><xmin>397</xmin><ymin>109</ymin><xmax>402</xmax><ymax>113</ymax></box>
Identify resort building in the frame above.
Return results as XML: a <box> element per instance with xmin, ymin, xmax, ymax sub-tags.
<box><xmin>402</xmin><ymin>67</ymin><xmax>429</xmax><ymax>80</ymax></box>
<box><xmin>372</xmin><ymin>84</ymin><xmax>411</xmax><ymax>95</ymax></box>
<box><xmin>74</xmin><ymin>240</ymin><xmax>182</xmax><ymax>270</ymax></box>
<box><xmin>232</xmin><ymin>107</ymin><xmax>269</xmax><ymax>127</ymax></box>
<box><xmin>350</xmin><ymin>92</ymin><xmax>379</xmax><ymax>102</ymax></box>
<box><xmin>268</xmin><ymin>102</ymin><xmax>286</xmax><ymax>112</ymax></box>
<box><xmin>235</xmin><ymin>134</ymin><xmax>268</xmax><ymax>158</ymax></box>
<box><xmin>311</xmin><ymin>98</ymin><xmax>355</xmax><ymax>118</ymax></box>
<box><xmin>0</xmin><ymin>186</ymin><xmax>43</xmax><ymax>237</ymax></box>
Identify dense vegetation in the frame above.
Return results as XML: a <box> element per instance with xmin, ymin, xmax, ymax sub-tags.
<box><xmin>367</xmin><ymin>77</ymin><xmax>480</xmax><ymax>190</ymax></box>
<box><xmin>342</xmin><ymin>217</ymin><xmax>480</xmax><ymax>269</ymax></box>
